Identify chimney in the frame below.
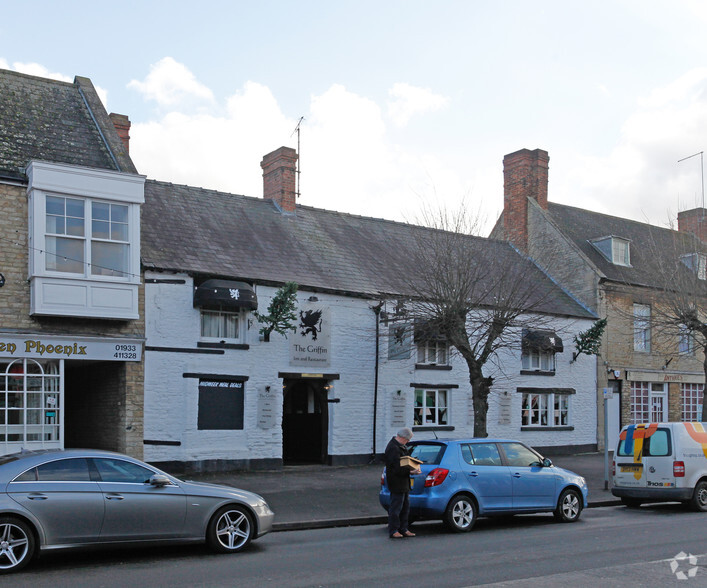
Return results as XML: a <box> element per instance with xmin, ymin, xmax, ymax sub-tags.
<box><xmin>678</xmin><ymin>208</ymin><xmax>707</xmax><ymax>243</ymax></box>
<box><xmin>503</xmin><ymin>148</ymin><xmax>549</xmax><ymax>251</ymax></box>
<box><xmin>261</xmin><ymin>146</ymin><xmax>298</xmax><ymax>213</ymax></box>
<box><xmin>109</xmin><ymin>113</ymin><xmax>131</xmax><ymax>153</ymax></box>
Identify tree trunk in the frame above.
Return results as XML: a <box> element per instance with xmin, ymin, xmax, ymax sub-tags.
<box><xmin>471</xmin><ymin>375</ymin><xmax>493</xmax><ymax>438</ymax></box>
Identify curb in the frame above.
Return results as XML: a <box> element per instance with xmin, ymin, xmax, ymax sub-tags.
<box><xmin>272</xmin><ymin>499</ymin><xmax>623</xmax><ymax>532</ymax></box>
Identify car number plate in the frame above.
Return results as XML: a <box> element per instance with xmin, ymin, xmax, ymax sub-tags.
<box><xmin>620</xmin><ymin>464</ymin><xmax>642</xmax><ymax>473</ymax></box>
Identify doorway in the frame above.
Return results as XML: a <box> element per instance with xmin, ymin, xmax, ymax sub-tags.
<box><xmin>282</xmin><ymin>379</ymin><xmax>328</xmax><ymax>464</ymax></box>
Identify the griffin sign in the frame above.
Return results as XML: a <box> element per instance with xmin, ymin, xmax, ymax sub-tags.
<box><xmin>290</xmin><ymin>306</ymin><xmax>331</xmax><ymax>367</ymax></box>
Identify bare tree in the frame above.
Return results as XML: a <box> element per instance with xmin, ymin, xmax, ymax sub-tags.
<box><xmin>623</xmin><ymin>224</ymin><xmax>707</xmax><ymax>419</ymax></box>
<box><xmin>402</xmin><ymin>201</ymin><xmax>574</xmax><ymax>437</ymax></box>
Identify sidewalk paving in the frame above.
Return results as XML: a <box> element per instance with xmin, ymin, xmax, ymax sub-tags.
<box><xmin>189</xmin><ymin>451</ymin><xmax>620</xmax><ymax>532</ymax></box>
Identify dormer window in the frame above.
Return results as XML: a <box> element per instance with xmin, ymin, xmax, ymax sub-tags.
<box><xmin>590</xmin><ymin>236</ymin><xmax>631</xmax><ymax>266</ymax></box>
<box><xmin>680</xmin><ymin>253</ymin><xmax>707</xmax><ymax>280</ymax></box>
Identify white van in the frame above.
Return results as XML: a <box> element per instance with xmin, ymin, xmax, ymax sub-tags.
<box><xmin>612</xmin><ymin>422</ymin><xmax>707</xmax><ymax>510</ymax></box>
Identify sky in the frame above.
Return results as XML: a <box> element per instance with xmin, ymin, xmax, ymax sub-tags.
<box><xmin>3</xmin><ymin>1</ymin><xmax>707</xmax><ymax>233</ymax></box>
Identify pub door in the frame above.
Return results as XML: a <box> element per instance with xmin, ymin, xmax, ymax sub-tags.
<box><xmin>282</xmin><ymin>379</ymin><xmax>328</xmax><ymax>464</ymax></box>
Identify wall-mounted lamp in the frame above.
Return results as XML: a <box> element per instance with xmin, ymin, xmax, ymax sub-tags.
<box><xmin>0</xmin><ymin>273</ymin><xmax>5</xmax><ymax>288</ymax></box>
<box><xmin>308</xmin><ymin>295</ymin><xmax>319</xmax><ymax>302</ymax></box>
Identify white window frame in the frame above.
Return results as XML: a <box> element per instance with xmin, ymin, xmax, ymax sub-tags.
<box><xmin>0</xmin><ymin>358</ymin><xmax>63</xmax><ymax>452</ymax></box>
<box><xmin>200</xmin><ymin>309</ymin><xmax>244</xmax><ymax>344</ymax></box>
<box><xmin>611</xmin><ymin>238</ymin><xmax>630</xmax><ymax>266</ymax></box>
<box><xmin>416</xmin><ymin>339</ymin><xmax>449</xmax><ymax>366</ymax></box>
<box><xmin>633</xmin><ymin>303</ymin><xmax>651</xmax><ymax>352</ymax></box>
<box><xmin>681</xmin><ymin>383</ymin><xmax>704</xmax><ymax>421</ymax></box>
<box><xmin>630</xmin><ymin>381</ymin><xmax>667</xmax><ymax>423</ymax></box>
<box><xmin>680</xmin><ymin>253</ymin><xmax>707</xmax><ymax>280</ymax></box>
<box><xmin>521</xmin><ymin>392</ymin><xmax>569</xmax><ymax>427</ymax></box>
<box><xmin>521</xmin><ymin>349</ymin><xmax>556</xmax><ymax>372</ymax></box>
<box><xmin>27</xmin><ymin>161</ymin><xmax>144</xmax><ymax>319</ymax></box>
<box><xmin>679</xmin><ymin>325</ymin><xmax>695</xmax><ymax>355</ymax></box>
<box><xmin>413</xmin><ymin>388</ymin><xmax>449</xmax><ymax>426</ymax></box>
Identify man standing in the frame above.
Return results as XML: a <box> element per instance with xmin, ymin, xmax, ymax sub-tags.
<box><xmin>385</xmin><ymin>427</ymin><xmax>421</xmax><ymax>538</ymax></box>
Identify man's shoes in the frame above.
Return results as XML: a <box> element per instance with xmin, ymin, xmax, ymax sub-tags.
<box><xmin>390</xmin><ymin>532</ymin><xmax>404</xmax><ymax>538</ymax></box>
<box><xmin>403</xmin><ymin>531</ymin><xmax>416</xmax><ymax>537</ymax></box>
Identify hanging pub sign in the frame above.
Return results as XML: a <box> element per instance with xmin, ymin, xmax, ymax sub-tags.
<box><xmin>290</xmin><ymin>306</ymin><xmax>331</xmax><ymax>367</ymax></box>
<box><xmin>0</xmin><ymin>334</ymin><xmax>143</xmax><ymax>361</ymax></box>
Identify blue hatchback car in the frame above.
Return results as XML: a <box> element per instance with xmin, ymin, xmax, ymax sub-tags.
<box><xmin>379</xmin><ymin>438</ymin><xmax>588</xmax><ymax>532</ymax></box>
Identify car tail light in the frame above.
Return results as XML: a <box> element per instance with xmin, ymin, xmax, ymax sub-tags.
<box><xmin>381</xmin><ymin>472</ymin><xmax>385</xmax><ymax>486</ymax></box>
<box><xmin>425</xmin><ymin>468</ymin><xmax>449</xmax><ymax>487</ymax></box>
<box><xmin>611</xmin><ymin>460</ymin><xmax>615</xmax><ymax>476</ymax></box>
<box><xmin>674</xmin><ymin>461</ymin><xmax>686</xmax><ymax>477</ymax></box>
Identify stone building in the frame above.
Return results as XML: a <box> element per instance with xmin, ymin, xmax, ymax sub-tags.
<box><xmin>0</xmin><ymin>69</ymin><xmax>145</xmax><ymax>457</ymax></box>
<box><xmin>492</xmin><ymin>148</ymin><xmax>707</xmax><ymax>450</ymax></box>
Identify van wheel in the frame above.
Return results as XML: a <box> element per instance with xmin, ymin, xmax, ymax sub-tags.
<box><xmin>554</xmin><ymin>488</ymin><xmax>582</xmax><ymax>522</ymax></box>
<box><xmin>444</xmin><ymin>496</ymin><xmax>476</xmax><ymax>532</ymax></box>
<box><xmin>621</xmin><ymin>497</ymin><xmax>642</xmax><ymax>509</ymax></box>
<box><xmin>690</xmin><ymin>480</ymin><xmax>707</xmax><ymax>512</ymax></box>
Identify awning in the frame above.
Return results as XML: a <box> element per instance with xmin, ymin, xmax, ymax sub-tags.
<box><xmin>522</xmin><ymin>329</ymin><xmax>563</xmax><ymax>353</ymax></box>
<box><xmin>193</xmin><ymin>279</ymin><xmax>258</xmax><ymax>311</ymax></box>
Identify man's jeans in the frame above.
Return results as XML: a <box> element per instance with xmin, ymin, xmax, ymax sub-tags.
<box><xmin>388</xmin><ymin>492</ymin><xmax>410</xmax><ymax>536</ymax></box>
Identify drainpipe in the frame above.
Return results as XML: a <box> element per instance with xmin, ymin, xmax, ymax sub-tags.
<box><xmin>371</xmin><ymin>302</ymin><xmax>383</xmax><ymax>462</ymax></box>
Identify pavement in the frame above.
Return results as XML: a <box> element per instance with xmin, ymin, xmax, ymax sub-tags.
<box><xmin>188</xmin><ymin>451</ymin><xmax>621</xmax><ymax>532</ymax></box>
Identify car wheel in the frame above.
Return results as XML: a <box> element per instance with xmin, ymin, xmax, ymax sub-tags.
<box><xmin>444</xmin><ymin>495</ymin><xmax>476</xmax><ymax>532</ymax></box>
<box><xmin>554</xmin><ymin>488</ymin><xmax>582</xmax><ymax>523</ymax></box>
<box><xmin>0</xmin><ymin>517</ymin><xmax>35</xmax><ymax>574</ymax></box>
<box><xmin>206</xmin><ymin>505</ymin><xmax>254</xmax><ymax>553</ymax></box>
<box><xmin>690</xmin><ymin>480</ymin><xmax>707</xmax><ymax>512</ymax></box>
<box><xmin>621</xmin><ymin>497</ymin><xmax>643</xmax><ymax>509</ymax></box>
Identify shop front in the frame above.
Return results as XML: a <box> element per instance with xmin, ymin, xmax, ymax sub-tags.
<box><xmin>0</xmin><ymin>333</ymin><xmax>143</xmax><ymax>456</ymax></box>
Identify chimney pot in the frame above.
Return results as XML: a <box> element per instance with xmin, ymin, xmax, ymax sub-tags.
<box><xmin>261</xmin><ymin>146</ymin><xmax>298</xmax><ymax>213</ymax></box>
<box><xmin>502</xmin><ymin>148</ymin><xmax>549</xmax><ymax>251</ymax></box>
<box><xmin>109</xmin><ymin>113</ymin><xmax>131</xmax><ymax>154</ymax></box>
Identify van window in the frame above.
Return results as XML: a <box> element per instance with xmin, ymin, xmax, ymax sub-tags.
<box><xmin>645</xmin><ymin>429</ymin><xmax>671</xmax><ymax>456</ymax></box>
<box><xmin>617</xmin><ymin>427</ymin><xmax>671</xmax><ymax>457</ymax></box>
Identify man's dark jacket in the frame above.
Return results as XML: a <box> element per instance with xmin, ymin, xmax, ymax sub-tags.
<box><xmin>385</xmin><ymin>436</ymin><xmax>413</xmax><ymax>494</ymax></box>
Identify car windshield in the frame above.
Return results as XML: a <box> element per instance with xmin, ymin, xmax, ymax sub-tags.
<box><xmin>410</xmin><ymin>443</ymin><xmax>446</xmax><ymax>465</ymax></box>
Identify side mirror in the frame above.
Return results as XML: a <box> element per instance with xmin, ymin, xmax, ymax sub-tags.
<box><xmin>542</xmin><ymin>458</ymin><xmax>553</xmax><ymax>468</ymax></box>
<box><xmin>150</xmin><ymin>474</ymin><xmax>172</xmax><ymax>487</ymax></box>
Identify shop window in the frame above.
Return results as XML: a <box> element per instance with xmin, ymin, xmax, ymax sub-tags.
<box><xmin>0</xmin><ymin>359</ymin><xmax>61</xmax><ymax>446</ymax></box>
<box><xmin>197</xmin><ymin>379</ymin><xmax>245</xmax><ymax>430</ymax></box>
<box><xmin>521</xmin><ymin>391</ymin><xmax>569</xmax><ymax>427</ymax></box>
<box><xmin>630</xmin><ymin>381</ymin><xmax>667</xmax><ymax>423</ymax></box>
<box><xmin>414</xmin><ymin>388</ymin><xmax>448</xmax><ymax>426</ymax></box>
<box><xmin>681</xmin><ymin>383</ymin><xmax>704</xmax><ymax>421</ymax></box>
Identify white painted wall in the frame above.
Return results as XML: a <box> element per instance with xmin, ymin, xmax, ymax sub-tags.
<box><xmin>144</xmin><ymin>271</ymin><xmax>597</xmax><ymax>465</ymax></box>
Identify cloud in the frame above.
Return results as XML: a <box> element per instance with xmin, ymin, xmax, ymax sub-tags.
<box><xmin>386</xmin><ymin>83</ymin><xmax>449</xmax><ymax>127</ymax></box>
<box><xmin>0</xmin><ymin>59</ymin><xmax>109</xmax><ymax>106</ymax></box>
<box><xmin>557</xmin><ymin>68</ymin><xmax>707</xmax><ymax>226</ymax></box>
<box><xmin>129</xmin><ymin>63</ymin><xmax>468</xmax><ymax>225</ymax></box>
<box><xmin>128</xmin><ymin>57</ymin><xmax>214</xmax><ymax>108</ymax></box>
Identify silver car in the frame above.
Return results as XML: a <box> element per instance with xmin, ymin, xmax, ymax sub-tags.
<box><xmin>0</xmin><ymin>449</ymin><xmax>275</xmax><ymax>573</ymax></box>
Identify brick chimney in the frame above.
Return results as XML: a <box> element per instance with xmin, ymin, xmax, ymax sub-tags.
<box><xmin>678</xmin><ymin>208</ymin><xmax>707</xmax><ymax>243</ymax></box>
<box><xmin>261</xmin><ymin>146</ymin><xmax>298</xmax><ymax>212</ymax></box>
<box><xmin>503</xmin><ymin>148</ymin><xmax>549</xmax><ymax>251</ymax></box>
<box><xmin>109</xmin><ymin>113</ymin><xmax>131</xmax><ymax>153</ymax></box>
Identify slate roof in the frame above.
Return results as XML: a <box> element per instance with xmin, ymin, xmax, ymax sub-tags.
<box><xmin>546</xmin><ymin>202</ymin><xmax>707</xmax><ymax>289</ymax></box>
<box><xmin>142</xmin><ymin>179</ymin><xmax>595</xmax><ymax>319</ymax></box>
<box><xmin>0</xmin><ymin>69</ymin><xmax>135</xmax><ymax>180</ymax></box>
